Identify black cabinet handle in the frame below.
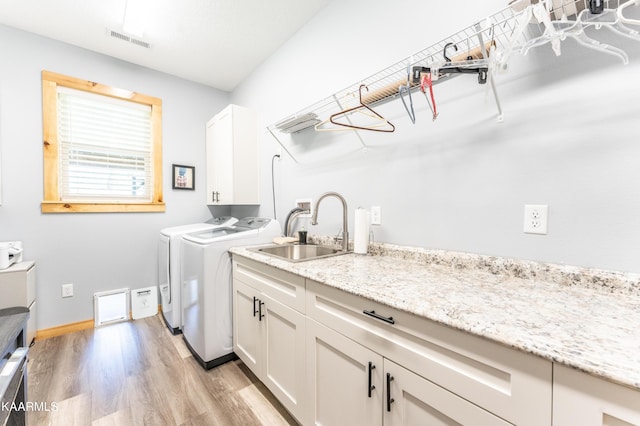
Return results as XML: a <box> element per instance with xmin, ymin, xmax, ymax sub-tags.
<box><xmin>253</xmin><ymin>296</ymin><xmax>258</xmax><ymax>317</ymax></box>
<box><xmin>386</xmin><ymin>373</ymin><xmax>395</xmax><ymax>412</ymax></box>
<box><xmin>363</xmin><ymin>309</ymin><xmax>395</xmax><ymax>324</ymax></box>
<box><xmin>368</xmin><ymin>362</ymin><xmax>376</xmax><ymax>398</ymax></box>
<box><xmin>259</xmin><ymin>300</ymin><xmax>265</xmax><ymax>321</ymax></box>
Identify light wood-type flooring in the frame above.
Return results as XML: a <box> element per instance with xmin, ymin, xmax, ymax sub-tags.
<box><xmin>27</xmin><ymin>314</ymin><xmax>298</xmax><ymax>425</ymax></box>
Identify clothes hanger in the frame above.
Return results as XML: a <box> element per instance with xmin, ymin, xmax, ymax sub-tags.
<box><xmin>527</xmin><ymin>1</ymin><xmax>565</xmax><ymax>56</ymax></box>
<box><xmin>398</xmin><ymin>84</ymin><xmax>416</xmax><ymax>124</ymax></box>
<box><xmin>315</xmin><ymin>90</ymin><xmax>388</xmax><ymax>132</ymax></box>
<box><xmin>436</xmin><ymin>42</ymin><xmax>490</xmax><ymax>83</ymax></box>
<box><xmin>443</xmin><ymin>42</ymin><xmax>458</xmax><ymax>62</ymax></box>
<box><xmin>315</xmin><ymin>85</ymin><xmax>395</xmax><ymax>133</ymax></box>
<box><xmin>314</xmin><ymin>107</ymin><xmax>390</xmax><ymax>132</ymax></box>
<box><xmin>520</xmin><ymin>1</ymin><xmax>629</xmax><ymax>63</ymax></box>
<box><xmin>420</xmin><ymin>72</ymin><xmax>438</xmax><ymax>120</ymax></box>
<box><xmin>412</xmin><ymin>63</ymin><xmax>489</xmax><ymax>85</ymax></box>
<box><xmin>568</xmin><ymin>27</ymin><xmax>629</xmax><ymax>63</ymax></box>
<box><xmin>398</xmin><ymin>63</ymin><xmax>416</xmax><ymax>124</ymax></box>
<box><xmin>617</xmin><ymin>0</ymin><xmax>640</xmax><ymax>26</ymax></box>
<box><xmin>329</xmin><ymin>85</ymin><xmax>395</xmax><ymax>132</ymax></box>
<box><xmin>522</xmin><ymin>19</ymin><xmax>629</xmax><ymax>63</ymax></box>
<box><xmin>577</xmin><ymin>6</ymin><xmax>640</xmax><ymax>42</ymax></box>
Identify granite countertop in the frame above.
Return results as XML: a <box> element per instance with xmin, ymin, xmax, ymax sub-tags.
<box><xmin>230</xmin><ymin>240</ymin><xmax>640</xmax><ymax>391</ymax></box>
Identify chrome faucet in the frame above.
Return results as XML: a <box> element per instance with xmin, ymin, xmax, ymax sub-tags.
<box><xmin>311</xmin><ymin>191</ymin><xmax>349</xmax><ymax>252</ymax></box>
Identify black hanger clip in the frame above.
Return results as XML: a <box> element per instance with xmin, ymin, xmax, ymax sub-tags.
<box><xmin>411</xmin><ymin>65</ymin><xmax>488</xmax><ymax>85</ymax></box>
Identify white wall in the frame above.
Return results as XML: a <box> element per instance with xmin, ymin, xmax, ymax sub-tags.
<box><xmin>2</xmin><ymin>1</ymin><xmax>639</xmax><ymax>329</ymax></box>
<box><xmin>232</xmin><ymin>0</ymin><xmax>640</xmax><ymax>272</ymax></box>
<box><xmin>0</xmin><ymin>25</ymin><xmax>230</xmax><ymax>329</ymax></box>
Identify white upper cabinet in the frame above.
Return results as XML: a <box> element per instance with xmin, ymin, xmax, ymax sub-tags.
<box><xmin>206</xmin><ymin>104</ymin><xmax>259</xmax><ymax>205</ymax></box>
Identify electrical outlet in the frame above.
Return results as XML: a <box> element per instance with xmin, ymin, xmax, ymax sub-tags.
<box><xmin>371</xmin><ymin>206</ymin><xmax>381</xmax><ymax>225</ymax></box>
<box><xmin>62</xmin><ymin>283</ymin><xmax>74</xmax><ymax>298</ymax></box>
<box><xmin>524</xmin><ymin>205</ymin><xmax>548</xmax><ymax>235</ymax></box>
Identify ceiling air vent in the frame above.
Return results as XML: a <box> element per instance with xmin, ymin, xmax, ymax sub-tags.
<box><xmin>106</xmin><ymin>28</ymin><xmax>151</xmax><ymax>49</ymax></box>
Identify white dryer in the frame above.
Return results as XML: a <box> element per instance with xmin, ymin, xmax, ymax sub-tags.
<box><xmin>158</xmin><ymin>216</ymin><xmax>237</xmax><ymax>334</ymax></box>
<box><xmin>181</xmin><ymin>217</ymin><xmax>281</xmax><ymax>369</ymax></box>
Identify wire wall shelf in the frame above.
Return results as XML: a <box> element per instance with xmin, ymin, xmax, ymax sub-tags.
<box><xmin>268</xmin><ymin>0</ymin><xmax>639</xmax><ymax>163</ymax></box>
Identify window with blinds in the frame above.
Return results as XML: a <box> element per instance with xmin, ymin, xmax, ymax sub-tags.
<box><xmin>41</xmin><ymin>71</ymin><xmax>164</xmax><ymax>213</ymax></box>
<box><xmin>58</xmin><ymin>87</ymin><xmax>153</xmax><ymax>202</ymax></box>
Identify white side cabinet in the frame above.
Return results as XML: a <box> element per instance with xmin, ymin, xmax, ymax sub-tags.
<box><xmin>553</xmin><ymin>364</ymin><xmax>640</xmax><ymax>426</ymax></box>
<box><xmin>232</xmin><ymin>257</ymin><xmax>306</xmax><ymax>423</ymax></box>
<box><xmin>0</xmin><ymin>261</ymin><xmax>36</xmax><ymax>344</ymax></box>
<box><xmin>206</xmin><ymin>104</ymin><xmax>259</xmax><ymax>205</ymax></box>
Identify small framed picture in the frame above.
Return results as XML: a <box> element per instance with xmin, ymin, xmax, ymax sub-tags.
<box><xmin>172</xmin><ymin>164</ymin><xmax>195</xmax><ymax>190</ymax></box>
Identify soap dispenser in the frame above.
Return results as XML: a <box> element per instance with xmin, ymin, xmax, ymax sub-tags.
<box><xmin>298</xmin><ymin>226</ymin><xmax>308</xmax><ymax>245</ymax></box>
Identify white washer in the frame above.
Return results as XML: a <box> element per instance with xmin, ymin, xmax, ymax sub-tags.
<box><xmin>158</xmin><ymin>216</ymin><xmax>237</xmax><ymax>334</ymax></box>
<box><xmin>181</xmin><ymin>217</ymin><xmax>281</xmax><ymax>369</ymax></box>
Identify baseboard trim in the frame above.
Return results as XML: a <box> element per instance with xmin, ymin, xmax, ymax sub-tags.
<box><xmin>35</xmin><ymin>306</ymin><xmax>163</xmax><ymax>341</ymax></box>
<box><xmin>36</xmin><ymin>319</ymin><xmax>95</xmax><ymax>340</ymax></box>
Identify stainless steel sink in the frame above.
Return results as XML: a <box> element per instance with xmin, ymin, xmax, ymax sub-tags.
<box><xmin>249</xmin><ymin>244</ymin><xmax>347</xmax><ymax>262</ymax></box>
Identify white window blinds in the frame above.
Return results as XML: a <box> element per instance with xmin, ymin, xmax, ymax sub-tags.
<box><xmin>57</xmin><ymin>87</ymin><xmax>153</xmax><ymax>202</ymax></box>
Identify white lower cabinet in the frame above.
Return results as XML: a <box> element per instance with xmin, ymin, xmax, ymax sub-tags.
<box><xmin>305</xmin><ymin>279</ymin><xmax>552</xmax><ymax>426</ymax></box>
<box><xmin>553</xmin><ymin>365</ymin><xmax>640</xmax><ymax>426</ymax></box>
<box><xmin>233</xmin><ymin>279</ymin><xmax>261</xmax><ymax>371</ymax></box>
<box><xmin>383</xmin><ymin>359</ymin><xmax>510</xmax><ymax>426</ymax></box>
<box><xmin>232</xmin><ymin>258</ymin><xmax>306</xmax><ymax>423</ymax></box>
<box><xmin>306</xmin><ymin>319</ymin><xmax>510</xmax><ymax>426</ymax></box>
<box><xmin>233</xmin><ymin>257</ymin><xmax>639</xmax><ymax>426</ymax></box>
<box><xmin>306</xmin><ymin>319</ymin><xmax>383</xmax><ymax>426</ymax></box>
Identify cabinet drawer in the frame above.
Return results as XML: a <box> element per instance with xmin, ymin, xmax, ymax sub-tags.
<box><xmin>307</xmin><ymin>280</ymin><xmax>552</xmax><ymax>426</ymax></box>
<box><xmin>233</xmin><ymin>257</ymin><xmax>305</xmax><ymax>313</ymax></box>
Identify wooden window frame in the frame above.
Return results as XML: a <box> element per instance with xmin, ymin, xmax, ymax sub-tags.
<box><xmin>41</xmin><ymin>70</ymin><xmax>165</xmax><ymax>213</ymax></box>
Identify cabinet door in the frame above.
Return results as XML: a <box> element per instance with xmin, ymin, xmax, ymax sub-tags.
<box><xmin>206</xmin><ymin>108</ymin><xmax>233</xmax><ymax>204</ymax></box>
<box><xmin>384</xmin><ymin>359</ymin><xmax>510</xmax><ymax>426</ymax></box>
<box><xmin>553</xmin><ymin>365</ymin><xmax>640</xmax><ymax>426</ymax></box>
<box><xmin>261</xmin><ymin>294</ymin><xmax>306</xmax><ymax>421</ymax></box>
<box><xmin>232</xmin><ymin>279</ymin><xmax>261</xmax><ymax>372</ymax></box>
<box><xmin>306</xmin><ymin>319</ymin><xmax>383</xmax><ymax>426</ymax></box>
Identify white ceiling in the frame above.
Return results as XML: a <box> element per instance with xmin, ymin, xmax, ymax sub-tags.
<box><xmin>0</xmin><ymin>0</ymin><xmax>330</xmax><ymax>91</ymax></box>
